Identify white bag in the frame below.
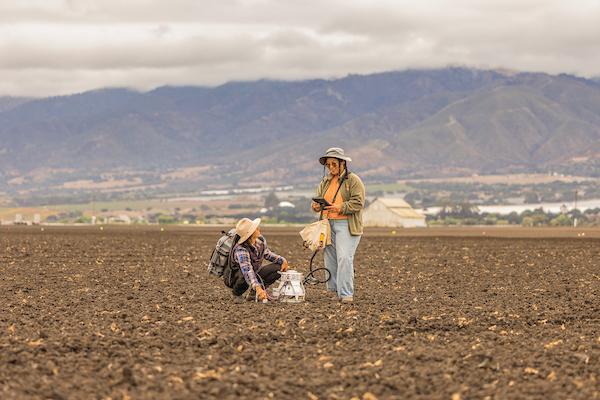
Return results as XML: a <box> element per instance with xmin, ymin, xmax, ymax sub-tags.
<box><xmin>299</xmin><ymin>219</ymin><xmax>331</xmax><ymax>251</ymax></box>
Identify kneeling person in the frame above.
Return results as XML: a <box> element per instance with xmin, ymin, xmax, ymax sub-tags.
<box><xmin>231</xmin><ymin>218</ymin><xmax>288</xmax><ymax>301</ymax></box>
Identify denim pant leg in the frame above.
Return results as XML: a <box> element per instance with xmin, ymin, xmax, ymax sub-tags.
<box><xmin>324</xmin><ymin>226</ymin><xmax>338</xmax><ymax>294</ymax></box>
<box><xmin>324</xmin><ymin>219</ymin><xmax>361</xmax><ymax>299</ymax></box>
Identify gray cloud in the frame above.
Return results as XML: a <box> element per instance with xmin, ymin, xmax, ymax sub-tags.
<box><xmin>1</xmin><ymin>0</ymin><xmax>599</xmax><ymax>97</ymax></box>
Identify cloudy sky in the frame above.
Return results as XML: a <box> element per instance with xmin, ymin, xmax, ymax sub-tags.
<box><xmin>1</xmin><ymin>0</ymin><xmax>599</xmax><ymax>97</ymax></box>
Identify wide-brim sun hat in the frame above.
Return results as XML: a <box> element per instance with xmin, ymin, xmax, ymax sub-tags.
<box><xmin>236</xmin><ymin>218</ymin><xmax>261</xmax><ymax>243</ymax></box>
<box><xmin>319</xmin><ymin>147</ymin><xmax>352</xmax><ymax>165</ymax></box>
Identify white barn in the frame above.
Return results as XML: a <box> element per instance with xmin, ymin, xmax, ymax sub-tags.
<box><xmin>363</xmin><ymin>198</ymin><xmax>427</xmax><ymax>228</ymax></box>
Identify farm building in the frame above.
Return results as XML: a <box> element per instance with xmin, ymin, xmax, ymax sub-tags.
<box><xmin>363</xmin><ymin>198</ymin><xmax>427</xmax><ymax>228</ymax></box>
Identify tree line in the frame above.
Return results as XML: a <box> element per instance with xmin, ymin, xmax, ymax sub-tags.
<box><xmin>429</xmin><ymin>201</ymin><xmax>599</xmax><ymax>226</ymax></box>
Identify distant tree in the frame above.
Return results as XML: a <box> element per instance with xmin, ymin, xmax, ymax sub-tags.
<box><xmin>456</xmin><ymin>201</ymin><xmax>479</xmax><ymax>218</ymax></box>
<box><xmin>532</xmin><ymin>207</ymin><xmax>546</xmax><ymax>215</ymax></box>
<box><xmin>531</xmin><ymin>214</ymin><xmax>549</xmax><ymax>226</ymax></box>
<box><xmin>157</xmin><ymin>215</ymin><xmax>175</xmax><ymax>224</ymax></box>
<box><xmin>522</xmin><ymin>217</ymin><xmax>533</xmax><ymax>226</ymax></box>
<box><xmin>524</xmin><ymin>192</ymin><xmax>539</xmax><ymax>204</ymax></box>
<box><xmin>265</xmin><ymin>192</ymin><xmax>279</xmax><ymax>209</ymax></box>
<box><xmin>568</xmin><ymin>208</ymin><xmax>583</xmax><ymax>220</ymax></box>
<box><xmin>438</xmin><ymin>200</ymin><xmax>478</xmax><ymax>219</ymax></box>
<box><xmin>444</xmin><ymin>218</ymin><xmax>461</xmax><ymax>226</ymax></box>
<box><xmin>277</xmin><ymin>211</ymin><xmax>290</xmax><ymax>223</ymax></box>
<box><xmin>437</xmin><ymin>198</ymin><xmax>455</xmax><ymax>219</ymax></box>
<box><xmin>403</xmin><ymin>191</ymin><xmax>421</xmax><ymax>207</ymax></box>
<box><xmin>520</xmin><ymin>210</ymin><xmax>533</xmax><ymax>221</ymax></box>
<box><xmin>484</xmin><ymin>214</ymin><xmax>497</xmax><ymax>225</ymax></box>
<box><xmin>421</xmin><ymin>196</ymin><xmax>437</xmax><ymax>209</ymax></box>
<box><xmin>550</xmin><ymin>214</ymin><xmax>572</xmax><ymax>226</ymax></box>
<box><xmin>507</xmin><ymin>212</ymin><xmax>521</xmax><ymax>225</ymax></box>
<box><xmin>46</xmin><ymin>215</ymin><xmax>58</xmax><ymax>222</ymax></box>
<box><xmin>148</xmin><ymin>213</ymin><xmax>162</xmax><ymax>222</ymax></box>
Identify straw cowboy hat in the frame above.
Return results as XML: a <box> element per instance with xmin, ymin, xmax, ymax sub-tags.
<box><xmin>319</xmin><ymin>147</ymin><xmax>352</xmax><ymax>165</ymax></box>
<box><xmin>236</xmin><ymin>218</ymin><xmax>261</xmax><ymax>243</ymax></box>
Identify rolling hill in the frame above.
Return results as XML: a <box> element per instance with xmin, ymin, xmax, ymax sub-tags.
<box><xmin>2</xmin><ymin>68</ymin><xmax>600</xmax><ymax>192</ymax></box>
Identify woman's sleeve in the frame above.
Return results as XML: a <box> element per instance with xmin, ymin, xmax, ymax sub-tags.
<box><xmin>260</xmin><ymin>236</ymin><xmax>285</xmax><ymax>264</ymax></box>
<box><xmin>340</xmin><ymin>175</ymin><xmax>365</xmax><ymax>215</ymax></box>
<box><xmin>312</xmin><ymin>179</ymin><xmax>326</xmax><ymax>212</ymax></box>
<box><xmin>263</xmin><ymin>249</ymin><xmax>285</xmax><ymax>264</ymax></box>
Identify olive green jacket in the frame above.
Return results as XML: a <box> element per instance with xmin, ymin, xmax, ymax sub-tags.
<box><xmin>312</xmin><ymin>171</ymin><xmax>365</xmax><ymax>235</ymax></box>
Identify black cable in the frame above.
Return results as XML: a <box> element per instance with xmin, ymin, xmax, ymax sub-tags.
<box><xmin>304</xmin><ymin>249</ymin><xmax>331</xmax><ymax>285</ymax></box>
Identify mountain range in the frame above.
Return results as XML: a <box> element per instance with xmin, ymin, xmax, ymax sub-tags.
<box><xmin>2</xmin><ymin>68</ymin><xmax>600</xmax><ymax>193</ymax></box>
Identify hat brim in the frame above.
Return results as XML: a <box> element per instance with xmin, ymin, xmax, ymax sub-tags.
<box><xmin>319</xmin><ymin>155</ymin><xmax>352</xmax><ymax>165</ymax></box>
<box><xmin>239</xmin><ymin>218</ymin><xmax>261</xmax><ymax>243</ymax></box>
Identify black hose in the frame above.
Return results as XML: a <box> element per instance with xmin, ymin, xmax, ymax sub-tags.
<box><xmin>304</xmin><ymin>249</ymin><xmax>331</xmax><ymax>285</ymax></box>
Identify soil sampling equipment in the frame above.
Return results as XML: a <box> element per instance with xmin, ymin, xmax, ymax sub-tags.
<box><xmin>272</xmin><ymin>270</ymin><xmax>305</xmax><ymax>303</ymax></box>
<box><xmin>253</xmin><ymin>232</ymin><xmax>331</xmax><ymax>303</ymax></box>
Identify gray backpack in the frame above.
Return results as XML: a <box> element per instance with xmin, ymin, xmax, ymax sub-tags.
<box><xmin>207</xmin><ymin>228</ymin><xmax>238</xmax><ymax>278</ymax></box>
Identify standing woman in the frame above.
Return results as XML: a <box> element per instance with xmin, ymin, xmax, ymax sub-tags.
<box><xmin>311</xmin><ymin>148</ymin><xmax>365</xmax><ymax>303</ymax></box>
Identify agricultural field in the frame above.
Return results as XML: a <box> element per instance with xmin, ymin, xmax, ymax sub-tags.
<box><xmin>1</xmin><ymin>226</ymin><xmax>600</xmax><ymax>399</ymax></box>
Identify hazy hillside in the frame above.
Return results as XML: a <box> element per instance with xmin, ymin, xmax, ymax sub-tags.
<box><xmin>269</xmin><ymin>72</ymin><xmax>600</xmax><ymax>180</ymax></box>
<box><xmin>0</xmin><ymin>96</ymin><xmax>34</xmax><ymax>113</ymax></box>
<box><xmin>2</xmin><ymin>68</ymin><xmax>600</xmax><ymax>192</ymax></box>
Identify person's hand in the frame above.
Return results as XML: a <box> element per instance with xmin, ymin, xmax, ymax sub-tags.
<box><xmin>325</xmin><ymin>203</ymin><xmax>341</xmax><ymax>214</ymax></box>
<box><xmin>255</xmin><ymin>286</ymin><xmax>268</xmax><ymax>301</ymax></box>
<box><xmin>312</xmin><ymin>201</ymin><xmax>322</xmax><ymax>211</ymax></box>
<box><xmin>281</xmin><ymin>259</ymin><xmax>289</xmax><ymax>272</ymax></box>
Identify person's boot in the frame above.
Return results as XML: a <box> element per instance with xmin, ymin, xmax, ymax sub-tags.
<box><xmin>245</xmin><ymin>288</ymin><xmax>257</xmax><ymax>301</ymax></box>
<box><xmin>232</xmin><ymin>293</ymin><xmax>244</xmax><ymax>303</ymax></box>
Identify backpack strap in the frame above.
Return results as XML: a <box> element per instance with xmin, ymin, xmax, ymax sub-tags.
<box><xmin>228</xmin><ymin>234</ymin><xmax>241</xmax><ymax>269</ymax></box>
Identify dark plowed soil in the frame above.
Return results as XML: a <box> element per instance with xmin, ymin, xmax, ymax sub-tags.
<box><xmin>1</xmin><ymin>226</ymin><xmax>600</xmax><ymax>400</ymax></box>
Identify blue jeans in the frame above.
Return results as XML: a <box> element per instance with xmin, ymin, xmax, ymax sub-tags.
<box><xmin>324</xmin><ymin>219</ymin><xmax>361</xmax><ymax>299</ymax></box>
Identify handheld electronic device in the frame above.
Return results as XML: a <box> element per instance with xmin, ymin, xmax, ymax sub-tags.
<box><xmin>312</xmin><ymin>197</ymin><xmax>331</xmax><ymax>207</ymax></box>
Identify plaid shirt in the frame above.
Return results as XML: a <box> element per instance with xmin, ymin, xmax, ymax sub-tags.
<box><xmin>233</xmin><ymin>235</ymin><xmax>285</xmax><ymax>288</ymax></box>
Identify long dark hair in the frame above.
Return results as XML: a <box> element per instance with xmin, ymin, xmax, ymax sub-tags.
<box><xmin>240</xmin><ymin>232</ymin><xmax>260</xmax><ymax>249</ymax></box>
